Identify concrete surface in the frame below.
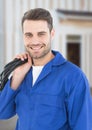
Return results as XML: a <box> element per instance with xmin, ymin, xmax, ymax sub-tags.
<box><xmin>0</xmin><ymin>116</ymin><xmax>17</xmax><ymax>130</ymax></box>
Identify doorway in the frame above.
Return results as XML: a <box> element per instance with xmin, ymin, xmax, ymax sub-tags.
<box><xmin>66</xmin><ymin>35</ymin><xmax>81</xmax><ymax>67</ymax></box>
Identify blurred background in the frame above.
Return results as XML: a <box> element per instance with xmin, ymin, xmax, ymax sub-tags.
<box><xmin>0</xmin><ymin>0</ymin><xmax>92</xmax><ymax>129</ymax></box>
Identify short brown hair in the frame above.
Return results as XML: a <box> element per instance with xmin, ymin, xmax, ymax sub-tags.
<box><xmin>21</xmin><ymin>8</ymin><xmax>53</xmax><ymax>32</ymax></box>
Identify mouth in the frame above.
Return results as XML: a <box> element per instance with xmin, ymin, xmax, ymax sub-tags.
<box><xmin>28</xmin><ymin>45</ymin><xmax>44</xmax><ymax>51</ymax></box>
<box><xmin>31</xmin><ymin>46</ymin><xmax>43</xmax><ymax>50</ymax></box>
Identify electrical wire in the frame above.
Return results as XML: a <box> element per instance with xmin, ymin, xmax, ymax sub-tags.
<box><xmin>0</xmin><ymin>58</ymin><xmax>28</xmax><ymax>91</ymax></box>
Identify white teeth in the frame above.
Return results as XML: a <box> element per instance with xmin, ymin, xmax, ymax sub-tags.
<box><xmin>32</xmin><ymin>47</ymin><xmax>41</xmax><ymax>50</ymax></box>
<box><xmin>29</xmin><ymin>45</ymin><xmax>43</xmax><ymax>50</ymax></box>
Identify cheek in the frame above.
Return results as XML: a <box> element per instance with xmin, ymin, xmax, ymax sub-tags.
<box><xmin>41</xmin><ymin>36</ymin><xmax>51</xmax><ymax>44</ymax></box>
<box><xmin>23</xmin><ymin>38</ymin><xmax>29</xmax><ymax>46</ymax></box>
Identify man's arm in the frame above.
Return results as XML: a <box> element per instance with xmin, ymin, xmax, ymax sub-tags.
<box><xmin>0</xmin><ymin>80</ymin><xmax>17</xmax><ymax>119</ymax></box>
<box><xmin>11</xmin><ymin>52</ymin><xmax>32</xmax><ymax>90</ymax></box>
<box><xmin>66</xmin><ymin>73</ymin><xmax>92</xmax><ymax>130</ymax></box>
<box><xmin>0</xmin><ymin>52</ymin><xmax>32</xmax><ymax>119</ymax></box>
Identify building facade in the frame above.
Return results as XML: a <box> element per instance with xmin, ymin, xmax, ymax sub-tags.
<box><xmin>0</xmin><ymin>0</ymin><xmax>92</xmax><ymax>86</ymax></box>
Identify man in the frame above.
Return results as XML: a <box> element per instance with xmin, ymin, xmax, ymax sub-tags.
<box><xmin>0</xmin><ymin>8</ymin><xmax>92</xmax><ymax>130</ymax></box>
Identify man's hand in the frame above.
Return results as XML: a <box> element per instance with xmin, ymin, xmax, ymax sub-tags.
<box><xmin>11</xmin><ymin>52</ymin><xmax>32</xmax><ymax>90</ymax></box>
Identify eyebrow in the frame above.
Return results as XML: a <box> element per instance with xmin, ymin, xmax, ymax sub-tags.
<box><xmin>38</xmin><ymin>31</ymin><xmax>47</xmax><ymax>34</ymax></box>
<box><xmin>24</xmin><ymin>31</ymin><xmax>47</xmax><ymax>35</ymax></box>
<box><xmin>24</xmin><ymin>32</ymin><xmax>32</xmax><ymax>35</ymax></box>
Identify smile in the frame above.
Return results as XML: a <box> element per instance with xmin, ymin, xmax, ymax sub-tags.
<box><xmin>28</xmin><ymin>45</ymin><xmax>44</xmax><ymax>50</ymax></box>
<box><xmin>31</xmin><ymin>46</ymin><xmax>43</xmax><ymax>50</ymax></box>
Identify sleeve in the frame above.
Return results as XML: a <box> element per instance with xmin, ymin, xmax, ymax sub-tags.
<box><xmin>0</xmin><ymin>80</ymin><xmax>19</xmax><ymax>119</ymax></box>
<box><xmin>66</xmin><ymin>73</ymin><xmax>92</xmax><ymax>130</ymax></box>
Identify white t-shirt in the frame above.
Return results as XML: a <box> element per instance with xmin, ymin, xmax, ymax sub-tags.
<box><xmin>32</xmin><ymin>66</ymin><xmax>44</xmax><ymax>85</ymax></box>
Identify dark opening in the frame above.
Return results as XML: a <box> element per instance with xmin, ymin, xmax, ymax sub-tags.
<box><xmin>67</xmin><ymin>43</ymin><xmax>80</xmax><ymax>67</ymax></box>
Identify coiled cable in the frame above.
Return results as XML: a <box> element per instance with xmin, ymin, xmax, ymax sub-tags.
<box><xmin>0</xmin><ymin>58</ymin><xmax>28</xmax><ymax>91</ymax></box>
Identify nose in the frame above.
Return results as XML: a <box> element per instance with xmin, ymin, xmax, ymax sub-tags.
<box><xmin>30</xmin><ymin>36</ymin><xmax>40</xmax><ymax>45</ymax></box>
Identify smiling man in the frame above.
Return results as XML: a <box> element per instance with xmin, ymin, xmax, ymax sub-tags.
<box><xmin>23</xmin><ymin>19</ymin><xmax>54</xmax><ymax>64</ymax></box>
<box><xmin>0</xmin><ymin>8</ymin><xmax>92</xmax><ymax>130</ymax></box>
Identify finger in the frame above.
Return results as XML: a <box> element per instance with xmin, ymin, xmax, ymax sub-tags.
<box><xmin>14</xmin><ymin>53</ymin><xmax>28</xmax><ymax>61</ymax></box>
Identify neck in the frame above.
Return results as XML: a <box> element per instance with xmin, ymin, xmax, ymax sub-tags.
<box><xmin>32</xmin><ymin>51</ymin><xmax>54</xmax><ymax>66</ymax></box>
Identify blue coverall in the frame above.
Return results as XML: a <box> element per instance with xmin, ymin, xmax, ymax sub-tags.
<box><xmin>0</xmin><ymin>51</ymin><xmax>92</xmax><ymax>130</ymax></box>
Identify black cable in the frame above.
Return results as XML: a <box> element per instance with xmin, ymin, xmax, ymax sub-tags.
<box><xmin>0</xmin><ymin>58</ymin><xmax>28</xmax><ymax>91</ymax></box>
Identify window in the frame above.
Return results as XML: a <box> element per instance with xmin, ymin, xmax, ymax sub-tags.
<box><xmin>66</xmin><ymin>35</ymin><xmax>81</xmax><ymax>67</ymax></box>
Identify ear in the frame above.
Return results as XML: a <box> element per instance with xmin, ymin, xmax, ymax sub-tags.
<box><xmin>51</xmin><ymin>28</ymin><xmax>55</xmax><ymax>39</ymax></box>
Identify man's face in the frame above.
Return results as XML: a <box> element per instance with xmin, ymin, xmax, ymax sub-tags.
<box><xmin>23</xmin><ymin>20</ymin><xmax>54</xmax><ymax>60</ymax></box>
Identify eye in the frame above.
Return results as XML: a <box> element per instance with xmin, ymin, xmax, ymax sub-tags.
<box><xmin>25</xmin><ymin>33</ymin><xmax>32</xmax><ymax>38</ymax></box>
<box><xmin>38</xmin><ymin>32</ymin><xmax>46</xmax><ymax>37</ymax></box>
